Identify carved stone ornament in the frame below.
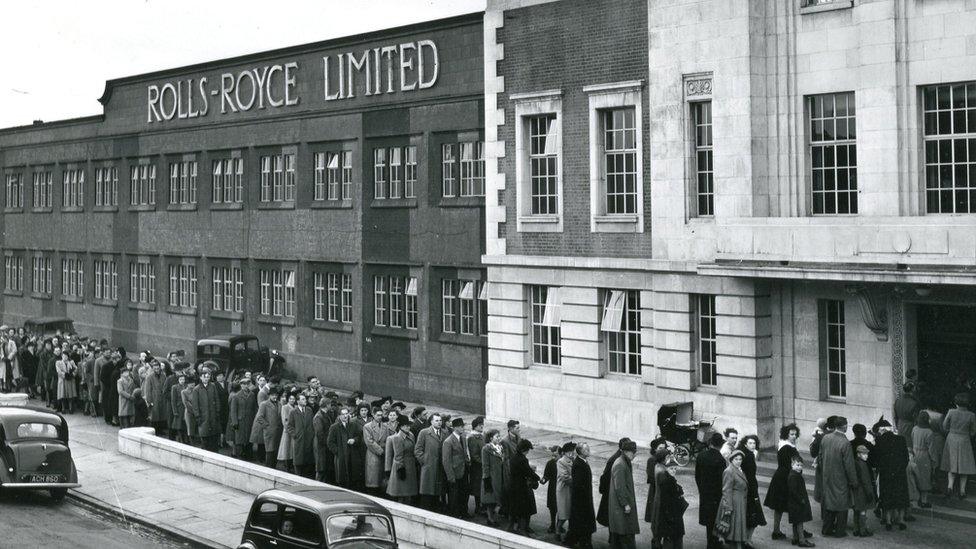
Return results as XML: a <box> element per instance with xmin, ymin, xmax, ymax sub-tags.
<box><xmin>845</xmin><ymin>285</ymin><xmax>888</xmax><ymax>341</ymax></box>
<box><xmin>685</xmin><ymin>78</ymin><xmax>712</xmax><ymax>98</ymax></box>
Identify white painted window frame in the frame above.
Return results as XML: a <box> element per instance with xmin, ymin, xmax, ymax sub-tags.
<box><xmin>513</xmin><ymin>89</ymin><xmax>563</xmax><ymax>233</ymax></box>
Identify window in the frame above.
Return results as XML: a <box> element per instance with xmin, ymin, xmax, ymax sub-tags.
<box><xmin>374</xmin><ymin>276</ymin><xmax>387</xmax><ymax>326</ymax></box>
<box><xmin>4</xmin><ymin>256</ymin><xmax>23</xmax><ymax>291</ymax></box>
<box><xmin>923</xmin><ymin>82</ymin><xmax>976</xmax><ymax>213</ymax></box>
<box><xmin>94</xmin><ymin>167</ymin><xmax>118</xmax><ymax>207</ymax></box>
<box><xmin>212</xmin><ymin>158</ymin><xmax>244</xmax><ymax>204</ymax></box>
<box><xmin>259</xmin><ymin>268</ymin><xmax>295</xmax><ymax>318</ymax></box>
<box><xmin>260</xmin><ymin>153</ymin><xmax>295</xmax><ymax>202</ymax></box>
<box><xmin>529</xmin><ymin>115</ymin><xmax>559</xmax><ymax>215</ymax></box>
<box><xmin>457</xmin><ymin>281</ymin><xmax>476</xmax><ymax>335</ymax></box>
<box><xmin>93</xmin><ymin>259</ymin><xmax>118</xmax><ymax>301</ymax></box>
<box><xmin>129</xmin><ymin>261</ymin><xmax>156</xmax><ymax>304</ymax></box>
<box><xmin>16</xmin><ymin>423</ymin><xmax>59</xmax><ymax>439</ymax></box>
<box><xmin>530</xmin><ymin>285</ymin><xmax>561</xmax><ymax>366</ymax></box>
<box><xmin>284</xmin><ymin>153</ymin><xmax>296</xmax><ymax>201</ymax></box>
<box><xmin>325</xmin><ymin>514</ymin><xmax>394</xmax><ymax>545</ymax></box>
<box><xmin>130</xmin><ymin>164</ymin><xmax>156</xmax><ymax>206</ymax></box>
<box><xmin>5</xmin><ymin>173</ymin><xmax>24</xmax><ymax>209</ymax></box>
<box><xmin>602</xmin><ymin>290</ymin><xmax>641</xmax><ymax>375</ymax></box>
<box><xmin>693</xmin><ymin>101</ymin><xmax>714</xmax><ymax>216</ymax></box>
<box><xmin>31</xmin><ymin>256</ymin><xmax>53</xmax><ymax>294</ymax></box>
<box><xmin>212</xmin><ymin>267</ymin><xmax>244</xmax><ymax>313</ymax></box>
<box><xmin>62</xmin><ymin>168</ymin><xmax>85</xmax><ymax>208</ymax></box>
<box><xmin>602</xmin><ymin>108</ymin><xmax>638</xmax><ymax>215</ymax></box>
<box><xmin>442</xmin><ymin>279</ymin><xmax>457</xmax><ymax>333</ymax></box>
<box><xmin>168</xmin><ymin>264</ymin><xmax>197</xmax><ymax>308</ymax></box>
<box><xmin>405</xmin><ymin>277</ymin><xmax>418</xmax><ymax>329</ymax></box>
<box><xmin>341</xmin><ymin>274</ymin><xmax>353</xmax><ymax>324</ymax></box>
<box><xmin>250</xmin><ymin>502</ymin><xmax>278</xmax><ymax>533</ymax></box>
<box><xmin>33</xmin><ymin>171</ymin><xmax>54</xmax><ymax>208</ymax></box>
<box><xmin>442</xmin><ymin>144</ymin><xmax>456</xmax><ymax>197</ymax></box>
<box><xmin>460</xmin><ymin>142</ymin><xmax>486</xmax><ymax>197</ymax></box>
<box><xmin>820</xmin><ymin>299</ymin><xmax>847</xmax><ymax>399</ymax></box>
<box><xmin>62</xmin><ymin>258</ymin><xmax>84</xmax><ymax>298</ymax></box>
<box><xmin>405</xmin><ymin>146</ymin><xmax>417</xmax><ymax>198</ymax></box>
<box><xmin>279</xmin><ymin>506</ymin><xmax>324</xmax><ymax>545</ymax></box>
<box><xmin>388</xmin><ymin>277</ymin><xmax>403</xmax><ymax>327</ymax></box>
<box><xmin>389</xmin><ymin>147</ymin><xmax>403</xmax><ymax>199</ymax></box>
<box><xmin>373</xmin><ymin>148</ymin><xmax>388</xmax><ymax>199</ymax></box>
<box><xmin>693</xmin><ymin>294</ymin><xmax>717</xmax><ymax>387</ymax></box>
<box><xmin>314</xmin><ymin>272</ymin><xmax>327</xmax><ymax>321</ymax></box>
<box><xmin>809</xmin><ymin>92</ymin><xmax>857</xmax><ymax>214</ymax></box>
<box><xmin>327</xmin><ymin>273</ymin><xmax>341</xmax><ymax>322</ymax></box>
<box><xmin>317</xmin><ymin>150</ymin><xmax>355</xmax><ymax>201</ymax></box>
<box><xmin>169</xmin><ymin>160</ymin><xmax>197</xmax><ymax>205</ymax></box>
<box><xmin>478</xmin><ymin>281</ymin><xmax>489</xmax><ymax>336</ymax></box>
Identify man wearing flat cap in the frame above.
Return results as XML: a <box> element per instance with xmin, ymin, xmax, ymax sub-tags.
<box><xmin>442</xmin><ymin>417</ymin><xmax>470</xmax><ymax>517</ymax></box>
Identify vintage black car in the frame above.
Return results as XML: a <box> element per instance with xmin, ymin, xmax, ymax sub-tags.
<box><xmin>196</xmin><ymin>334</ymin><xmax>272</xmax><ymax>378</ymax></box>
<box><xmin>238</xmin><ymin>486</ymin><xmax>398</xmax><ymax>549</ymax></box>
<box><xmin>0</xmin><ymin>406</ymin><xmax>80</xmax><ymax>501</ymax></box>
<box><xmin>22</xmin><ymin>316</ymin><xmax>76</xmax><ymax>338</ymax></box>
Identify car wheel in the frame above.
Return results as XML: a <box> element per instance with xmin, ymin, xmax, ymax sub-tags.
<box><xmin>49</xmin><ymin>488</ymin><xmax>67</xmax><ymax>502</ymax></box>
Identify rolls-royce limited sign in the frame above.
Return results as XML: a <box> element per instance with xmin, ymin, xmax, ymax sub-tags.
<box><xmin>145</xmin><ymin>39</ymin><xmax>439</xmax><ymax>123</ymax></box>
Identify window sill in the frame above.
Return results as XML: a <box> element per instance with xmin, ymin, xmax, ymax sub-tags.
<box><xmin>371</xmin><ymin>198</ymin><xmax>417</xmax><ymax>209</ymax></box>
<box><xmin>593</xmin><ymin>214</ymin><xmax>641</xmax><ymax>233</ymax></box>
<box><xmin>439</xmin><ymin>196</ymin><xmax>484</xmax><ymax>208</ymax></box>
<box><xmin>256</xmin><ymin>201</ymin><xmax>296</xmax><ymax>210</ymax></box>
<box><xmin>437</xmin><ymin>331</ymin><xmax>485</xmax><ymax>348</ymax></box>
<box><xmin>30</xmin><ymin>292</ymin><xmax>53</xmax><ymax>301</ymax></box>
<box><xmin>211</xmin><ymin>202</ymin><xmax>244</xmax><ymax>211</ymax></box>
<box><xmin>517</xmin><ymin>214</ymin><xmax>562</xmax><ymax>233</ymax></box>
<box><xmin>2</xmin><ymin>289</ymin><xmax>23</xmax><ymax>297</ymax></box>
<box><xmin>370</xmin><ymin>325</ymin><xmax>419</xmax><ymax>340</ymax></box>
<box><xmin>128</xmin><ymin>204</ymin><xmax>157</xmax><ymax>212</ymax></box>
<box><xmin>799</xmin><ymin>0</ymin><xmax>853</xmax><ymax>15</ymax></box>
<box><xmin>310</xmin><ymin>319</ymin><xmax>354</xmax><ymax>333</ymax></box>
<box><xmin>166</xmin><ymin>203</ymin><xmax>198</xmax><ymax>212</ymax></box>
<box><xmin>128</xmin><ymin>302</ymin><xmax>157</xmax><ymax>312</ymax></box>
<box><xmin>211</xmin><ymin>310</ymin><xmax>244</xmax><ymax>321</ymax></box>
<box><xmin>688</xmin><ymin>216</ymin><xmax>714</xmax><ymax>224</ymax></box>
<box><xmin>257</xmin><ymin>315</ymin><xmax>297</xmax><ymax>327</ymax></box>
<box><xmin>4</xmin><ymin>208</ymin><xmax>23</xmax><ymax>214</ymax></box>
<box><xmin>166</xmin><ymin>306</ymin><xmax>198</xmax><ymax>316</ymax></box>
<box><xmin>310</xmin><ymin>199</ymin><xmax>354</xmax><ymax>210</ymax></box>
<box><xmin>823</xmin><ymin>396</ymin><xmax>847</xmax><ymax>403</ymax></box>
<box><xmin>92</xmin><ymin>205</ymin><xmax>119</xmax><ymax>213</ymax></box>
<box><xmin>31</xmin><ymin>207</ymin><xmax>54</xmax><ymax>214</ymax></box>
<box><xmin>60</xmin><ymin>295</ymin><xmax>84</xmax><ymax>304</ymax></box>
<box><xmin>61</xmin><ymin>206</ymin><xmax>85</xmax><ymax>213</ymax></box>
<box><xmin>92</xmin><ymin>298</ymin><xmax>118</xmax><ymax>308</ymax></box>
<box><xmin>696</xmin><ymin>385</ymin><xmax>719</xmax><ymax>394</ymax></box>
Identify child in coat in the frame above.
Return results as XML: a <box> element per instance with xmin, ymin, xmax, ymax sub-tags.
<box><xmin>852</xmin><ymin>445</ymin><xmax>876</xmax><ymax>537</ymax></box>
<box><xmin>133</xmin><ymin>388</ymin><xmax>150</xmax><ymax>428</ymax></box>
<box><xmin>541</xmin><ymin>445</ymin><xmax>561</xmax><ymax>534</ymax></box>
<box><xmin>788</xmin><ymin>456</ymin><xmax>814</xmax><ymax>547</ymax></box>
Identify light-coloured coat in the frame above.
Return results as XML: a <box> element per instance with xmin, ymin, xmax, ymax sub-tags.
<box><xmin>251</xmin><ymin>399</ymin><xmax>282</xmax><ymax>452</ymax></box>
<box><xmin>415</xmin><ymin>426</ymin><xmax>446</xmax><ymax>496</ymax></box>
<box><xmin>441</xmin><ymin>432</ymin><xmax>468</xmax><ymax>483</ymax></box>
<box><xmin>481</xmin><ymin>443</ymin><xmax>506</xmax><ymax>505</ymax></box>
<box><xmin>364</xmin><ymin>420</ymin><xmax>390</xmax><ymax>488</ymax></box>
<box><xmin>608</xmin><ymin>454</ymin><xmax>639</xmax><ymax>536</ymax></box>
<box><xmin>716</xmin><ymin>465</ymin><xmax>748</xmax><ymax>542</ymax></box>
<box><xmin>385</xmin><ymin>430</ymin><xmax>419</xmax><ymax>497</ymax></box>
<box><xmin>56</xmin><ymin>359</ymin><xmax>78</xmax><ymax>399</ymax></box>
<box><xmin>819</xmin><ymin>430</ymin><xmax>858</xmax><ymax>511</ymax></box>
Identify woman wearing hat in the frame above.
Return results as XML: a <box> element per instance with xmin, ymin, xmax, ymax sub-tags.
<box><xmin>942</xmin><ymin>392</ymin><xmax>976</xmax><ymax>498</ymax></box>
<box><xmin>716</xmin><ymin>449</ymin><xmax>748</xmax><ymax>548</ymax></box>
<box><xmin>385</xmin><ymin>413</ymin><xmax>419</xmax><ymax>502</ymax></box>
<box><xmin>481</xmin><ymin>429</ymin><xmax>506</xmax><ymax>526</ymax></box>
<box><xmin>657</xmin><ymin>454</ymin><xmax>687</xmax><ymax>549</ymax></box>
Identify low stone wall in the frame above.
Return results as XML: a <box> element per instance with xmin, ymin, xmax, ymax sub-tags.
<box><xmin>0</xmin><ymin>393</ymin><xmax>29</xmax><ymax>406</ymax></box>
<box><xmin>118</xmin><ymin>428</ymin><xmax>556</xmax><ymax>549</ymax></box>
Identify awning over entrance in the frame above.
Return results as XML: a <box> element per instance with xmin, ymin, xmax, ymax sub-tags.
<box><xmin>697</xmin><ymin>260</ymin><xmax>976</xmax><ymax>287</ymax></box>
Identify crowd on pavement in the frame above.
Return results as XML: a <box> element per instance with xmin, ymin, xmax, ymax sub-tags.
<box><xmin>2</xmin><ymin>325</ymin><xmax>975</xmax><ymax>549</ymax></box>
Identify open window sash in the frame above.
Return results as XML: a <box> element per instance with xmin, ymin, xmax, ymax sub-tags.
<box><xmin>458</xmin><ymin>281</ymin><xmax>475</xmax><ymax>300</ymax></box>
<box><xmin>542</xmin><ymin>287</ymin><xmax>561</xmax><ymax>327</ymax></box>
<box><xmin>405</xmin><ymin>277</ymin><xmax>418</xmax><ymax>297</ymax></box>
<box><xmin>601</xmin><ymin>290</ymin><xmax>626</xmax><ymax>332</ymax></box>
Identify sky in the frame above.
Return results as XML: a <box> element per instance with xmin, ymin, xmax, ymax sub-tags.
<box><xmin>0</xmin><ymin>0</ymin><xmax>484</xmax><ymax>129</ymax></box>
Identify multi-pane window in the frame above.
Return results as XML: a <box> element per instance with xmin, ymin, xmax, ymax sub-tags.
<box><xmin>374</xmin><ymin>148</ymin><xmax>388</xmax><ymax>199</ymax></box>
<box><xmin>530</xmin><ymin>285</ymin><xmax>561</xmax><ymax>366</ymax></box>
<box><xmin>94</xmin><ymin>167</ymin><xmax>118</xmax><ymax>207</ymax></box>
<box><xmin>821</xmin><ymin>299</ymin><xmax>847</xmax><ymax>399</ymax></box>
<box><xmin>259</xmin><ymin>269</ymin><xmax>295</xmax><ymax>318</ymax></box>
<box><xmin>33</xmin><ymin>171</ymin><xmax>54</xmax><ymax>209</ymax></box>
<box><xmin>603</xmin><ymin>108</ymin><xmax>637</xmax><ymax>215</ymax></box>
<box><xmin>93</xmin><ymin>259</ymin><xmax>118</xmax><ymax>301</ymax></box>
<box><xmin>441</xmin><ymin>279</ymin><xmax>457</xmax><ymax>333</ymax></box>
<box><xmin>440</xmin><ymin>278</ymin><xmax>485</xmax><ymax>336</ymax></box>
<box><xmin>61</xmin><ymin>258</ymin><xmax>84</xmax><ymax>298</ymax></box>
<box><xmin>211</xmin><ymin>267</ymin><xmax>244</xmax><ymax>313</ymax></box>
<box><xmin>212</xmin><ymin>158</ymin><xmax>244</xmax><ymax>204</ymax></box>
<box><xmin>260</xmin><ymin>153</ymin><xmax>296</xmax><ymax>202</ymax></box>
<box><xmin>923</xmin><ymin>82</ymin><xmax>976</xmax><ymax>214</ymax></box>
<box><xmin>405</xmin><ymin>146</ymin><xmax>417</xmax><ymax>199</ymax></box>
<box><xmin>405</xmin><ymin>277</ymin><xmax>418</xmax><ymax>330</ymax></box>
<box><xmin>478</xmin><ymin>282</ymin><xmax>489</xmax><ymax>336</ymax></box>
<box><xmin>31</xmin><ymin>257</ymin><xmax>53</xmax><ymax>294</ymax></box>
<box><xmin>4</xmin><ymin>256</ymin><xmax>23</xmax><ymax>292</ymax></box>
<box><xmin>373</xmin><ymin>276</ymin><xmax>387</xmax><ymax>326</ymax></box>
<box><xmin>460</xmin><ymin>142</ymin><xmax>486</xmax><ymax>197</ymax></box>
<box><xmin>442</xmin><ymin>144</ymin><xmax>457</xmax><ymax>197</ymax></box>
<box><xmin>130</xmin><ymin>164</ymin><xmax>157</xmax><ymax>206</ymax></box>
<box><xmin>373</xmin><ymin>147</ymin><xmax>414</xmax><ymax>200</ymax></box>
<box><xmin>168</xmin><ymin>264</ymin><xmax>198</xmax><ymax>308</ymax></box>
<box><xmin>314</xmin><ymin>272</ymin><xmax>351</xmax><ymax>324</ymax></box>
<box><xmin>129</xmin><ymin>262</ymin><xmax>156</xmax><ymax>304</ymax></box>
<box><xmin>458</xmin><ymin>281</ymin><xmax>476</xmax><ymax>335</ymax></box>
<box><xmin>341</xmin><ymin>274</ymin><xmax>353</xmax><ymax>324</ymax></box>
<box><xmin>693</xmin><ymin>294</ymin><xmax>717</xmax><ymax>387</ymax></box>
<box><xmin>169</xmin><ymin>160</ymin><xmax>198</xmax><ymax>205</ymax></box>
<box><xmin>389</xmin><ymin>148</ymin><xmax>403</xmax><ymax>199</ymax></box>
<box><xmin>314</xmin><ymin>273</ymin><xmax>327</xmax><ymax>321</ymax></box>
<box><xmin>315</xmin><ymin>151</ymin><xmax>354</xmax><ymax>201</ymax></box>
<box><xmin>62</xmin><ymin>168</ymin><xmax>85</xmax><ymax>208</ymax></box>
<box><xmin>389</xmin><ymin>277</ymin><xmax>404</xmax><ymax>327</ymax></box>
<box><xmin>693</xmin><ymin>102</ymin><xmax>714</xmax><ymax>216</ymax></box>
<box><xmin>529</xmin><ymin>115</ymin><xmax>559</xmax><ymax>214</ymax></box>
<box><xmin>602</xmin><ymin>290</ymin><xmax>641</xmax><ymax>375</ymax></box>
<box><xmin>809</xmin><ymin>92</ymin><xmax>857</xmax><ymax>214</ymax></box>
<box><xmin>5</xmin><ymin>173</ymin><xmax>24</xmax><ymax>208</ymax></box>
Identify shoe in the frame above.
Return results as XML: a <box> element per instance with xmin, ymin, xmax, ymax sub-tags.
<box><xmin>803</xmin><ymin>530</ymin><xmax>813</xmax><ymax>539</ymax></box>
<box><xmin>897</xmin><ymin>522</ymin><xmax>907</xmax><ymax>530</ymax></box>
<box><xmin>797</xmin><ymin>541</ymin><xmax>815</xmax><ymax>548</ymax></box>
<box><xmin>772</xmin><ymin>531</ymin><xmax>787</xmax><ymax>540</ymax></box>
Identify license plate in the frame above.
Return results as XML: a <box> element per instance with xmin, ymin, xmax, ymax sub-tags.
<box><xmin>28</xmin><ymin>474</ymin><xmax>62</xmax><ymax>483</ymax></box>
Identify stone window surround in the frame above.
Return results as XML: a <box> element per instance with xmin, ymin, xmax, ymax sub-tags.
<box><xmin>585</xmin><ymin>80</ymin><xmax>645</xmax><ymax>233</ymax></box>
<box><xmin>512</xmin><ymin>89</ymin><xmax>563</xmax><ymax>233</ymax></box>
<box><xmin>683</xmin><ymin>72</ymin><xmax>714</xmax><ymax>222</ymax></box>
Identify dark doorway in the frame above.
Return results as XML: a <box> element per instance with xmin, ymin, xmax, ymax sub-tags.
<box><xmin>915</xmin><ymin>304</ymin><xmax>976</xmax><ymax>412</ymax></box>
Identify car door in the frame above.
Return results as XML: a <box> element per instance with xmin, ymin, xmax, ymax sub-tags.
<box><xmin>275</xmin><ymin>505</ymin><xmax>324</xmax><ymax>549</ymax></box>
<box><xmin>245</xmin><ymin>500</ymin><xmax>282</xmax><ymax>549</ymax></box>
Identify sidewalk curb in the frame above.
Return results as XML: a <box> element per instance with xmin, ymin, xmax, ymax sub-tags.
<box><xmin>67</xmin><ymin>489</ymin><xmax>231</xmax><ymax>549</ymax></box>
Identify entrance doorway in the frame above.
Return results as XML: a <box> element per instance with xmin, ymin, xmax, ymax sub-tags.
<box><xmin>914</xmin><ymin>303</ymin><xmax>976</xmax><ymax>412</ymax></box>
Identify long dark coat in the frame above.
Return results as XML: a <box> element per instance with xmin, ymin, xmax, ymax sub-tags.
<box><xmin>169</xmin><ymin>382</ymin><xmax>187</xmax><ymax>431</ymax></box>
<box><xmin>819</xmin><ymin>430</ymin><xmax>857</xmax><ymax>512</ymax></box>
<box><xmin>852</xmin><ymin>457</ymin><xmax>876</xmax><ymax>511</ymax></box>
<box><xmin>251</xmin><ymin>399</ymin><xmax>282</xmax><ymax>452</ymax></box>
<box><xmin>695</xmin><ymin>447</ymin><xmax>727</xmax><ymax>527</ymax></box>
<box><xmin>229</xmin><ymin>390</ymin><xmax>258</xmax><ymax>446</ymax></box>
<box><xmin>596</xmin><ymin>450</ymin><xmax>621</xmax><ymax>527</ymax></box>
<box><xmin>657</xmin><ymin>472</ymin><xmax>686</xmax><ymax>540</ymax></box>
<box><xmin>142</xmin><ymin>372</ymin><xmax>167</xmax><ymax>423</ymax></box>
<box><xmin>466</xmin><ymin>431</ymin><xmax>485</xmax><ymax>499</ymax></box>
<box><xmin>567</xmin><ymin>455</ymin><xmax>596</xmax><ymax>538</ymax></box>
<box><xmin>787</xmin><ymin>470</ymin><xmax>812</xmax><ymax>524</ymax></box>
<box><xmin>385</xmin><ymin>430</ymin><xmax>419</xmax><ymax>497</ymax></box>
<box><xmin>288</xmin><ymin>405</ymin><xmax>315</xmax><ymax>467</ymax></box>
<box><xmin>312</xmin><ymin>410</ymin><xmax>336</xmax><ymax>478</ymax></box>
<box><xmin>191</xmin><ymin>382</ymin><xmax>222</xmax><ymax>437</ymax></box>
<box><xmin>873</xmin><ymin>431</ymin><xmax>910</xmax><ymax>509</ymax></box>
<box><xmin>327</xmin><ymin>419</ymin><xmax>365</xmax><ymax>488</ymax></box>
<box><xmin>159</xmin><ymin>374</ymin><xmax>179</xmax><ymax>425</ymax></box>
<box><xmin>507</xmin><ymin>451</ymin><xmax>539</xmax><ymax>518</ymax></box>
<box><xmin>543</xmin><ymin>458</ymin><xmax>558</xmax><ymax>511</ymax></box>
<box><xmin>740</xmin><ymin>449</ymin><xmax>767</xmax><ymax>528</ymax></box>
<box><xmin>764</xmin><ymin>444</ymin><xmax>799</xmax><ymax>512</ymax></box>
<box><xmin>609</xmin><ymin>454</ymin><xmax>639</xmax><ymax>535</ymax></box>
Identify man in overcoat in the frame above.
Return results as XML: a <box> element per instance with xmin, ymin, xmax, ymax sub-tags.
<box><xmin>363</xmin><ymin>407</ymin><xmax>390</xmax><ymax>495</ymax></box>
<box><xmin>313</xmin><ymin>404</ymin><xmax>336</xmax><ymax>483</ymax></box>
<box><xmin>442</xmin><ymin>417</ymin><xmax>470</xmax><ymax>518</ymax></box>
<box><xmin>565</xmin><ymin>442</ymin><xmax>597</xmax><ymax>548</ymax></box>
<box><xmin>289</xmin><ymin>394</ymin><xmax>315</xmax><ymax>478</ymax></box>
<box><xmin>327</xmin><ymin>407</ymin><xmax>365</xmax><ymax>489</ymax></box>
<box><xmin>819</xmin><ymin>415</ymin><xmax>858</xmax><ymax>537</ymax></box>
<box><xmin>142</xmin><ymin>361</ymin><xmax>167</xmax><ymax>436</ymax></box>
<box><xmin>415</xmin><ymin>413</ymin><xmax>446</xmax><ymax>510</ymax></box>
<box><xmin>251</xmin><ymin>387</ymin><xmax>282</xmax><ymax>467</ymax></box>
<box><xmin>608</xmin><ymin>440</ymin><xmax>639</xmax><ymax>549</ymax></box>
<box><xmin>598</xmin><ymin>437</ymin><xmax>632</xmax><ymax>530</ymax></box>
<box><xmin>230</xmin><ymin>380</ymin><xmax>258</xmax><ymax>460</ymax></box>
<box><xmin>191</xmin><ymin>370</ymin><xmax>222</xmax><ymax>451</ymax></box>
<box><xmin>695</xmin><ymin>433</ymin><xmax>727</xmax><ymax>549</ymax></box>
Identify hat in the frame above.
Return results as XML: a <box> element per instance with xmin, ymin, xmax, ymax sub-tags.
<box><xmin>856</xmin><ymin>445</ymin><xmax>870</xmax><ymax>455</ymax></box>
<box><xmin>873</xmin><ymin>416</ymin><xmax>892</xmax><ymax>430</ymax></box>
<box><xmin>621</xmin><ymin>440</ymin><xmax>638</xmax><ymax>453</ymax></box>
<box><xmin>451</xmin><ymin>417</ymin><xmax>465</xmax><ymax>428</ymax></box>
<box><xmin>396</xmin><ymin>415</ymin><xmax>412</xmax><ymax>429</ymax></box>
<box><xmin>728</xmin><ymin>449</ymin><xmax>746</xmax><ymax>462</ymax></box>
<box><xmin>561</xmin><ymin>442</ymin><xmax>577</xmax><ymax>454</ymax></box>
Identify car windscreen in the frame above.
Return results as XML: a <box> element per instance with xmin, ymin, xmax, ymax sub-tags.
<box><xmin>198</xmin><ymin>344</ymin><xmax>229</xmax><ymax>357</ymax></box>
<box><xmin>17</xmin><ymin>422</ymin><xmax>60</xmax><ymax>439</ymax></box>
<box><xmin>325</xmin><ymin>514</ymin><xmax>394</xmax><ymax>544</ymax></box>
